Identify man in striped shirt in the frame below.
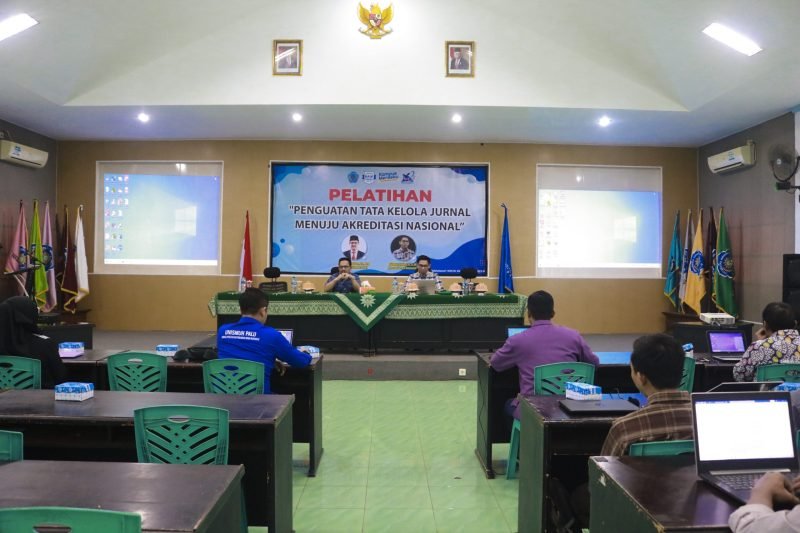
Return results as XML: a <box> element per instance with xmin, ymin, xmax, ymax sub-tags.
<box><xmin>601</xmin><ymin>333</ymin><xmax>694</xmax><ymax>455</ymax></box>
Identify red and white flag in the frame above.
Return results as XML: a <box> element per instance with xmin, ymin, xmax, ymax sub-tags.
<box><xmin>3</xmin><ymin>201</ymin><xmax>29</xmax><ymax>296</ymax></box>
<box><xmin>239</xmin><ymin>210</ymin><xmax>252</xmax><ymax>291</ymax></box>
<box><xmin>74</xmin><ymin>206</ymin><xmax>90</xmax><ymax>303</ymax></box>
<box><xmin>42</xmin><ymin>201</ymin><xmax>58</xmax><ymax>311</ymax></box>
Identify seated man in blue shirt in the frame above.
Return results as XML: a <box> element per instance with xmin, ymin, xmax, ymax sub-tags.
<box><xmin>323</xmin><ymin>257</ymin><xmax>361</xmax><ymax>293</ymax></box>
<box><xmin>217</xmin><ymin>288</ymin><xmax>312</xmax><ymax>393</ymax></box>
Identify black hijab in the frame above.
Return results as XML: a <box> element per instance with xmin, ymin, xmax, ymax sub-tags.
<box><xmin>0</xmin><ymin>296</ymin><xmax>41</xmax><ymax>356</ymax></box>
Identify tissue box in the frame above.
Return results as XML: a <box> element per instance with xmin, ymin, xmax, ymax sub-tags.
<box><xmin>55</xmin><ymin>382</ymin><xmax>94</xmax><ymax>401</ymax></box>
<box><xmin>297</xmin><ymin>345</ymin><xmax>320</xmax><ymax>355</ymax></box>
<box><xmin>565</xmin><ymin>381</ymin><xmax>602</xmax><ymax>400</ymax></box>
<box><xmin>776</xmin><ymin>382</ymin><xmax>800</xmax><ymax>391</ymax></box>
<box><xmin>156</xmin><ymin>344</ymin><xmax>179</xmax><ymax>357</ymax></box>
<box><xmin>58</xmin><ymin>342</ymin><xmax>84</xmax><ymax>358</ymax></box>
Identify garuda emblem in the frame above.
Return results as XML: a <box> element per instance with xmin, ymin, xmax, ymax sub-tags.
<box><xmin>358</xmin><ymin>3</ymin><xmax>393</xmax><ymax>39</ymax></box>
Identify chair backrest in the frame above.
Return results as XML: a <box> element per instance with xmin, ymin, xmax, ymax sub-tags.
<box><xmin>679</xmin><ymin>357</ymin><xmax>696</xmax><ymax>392</ymax></box>
<box><xmin>203</xmin><ymin>358</ymin><xmax>265</xmax><ymax>395</ymax></box>
<box><xmin>0</xmin><ymin>430</ymin><xmax>23</xmax><ymax>461</ymax></box>
<box><xmin>628</xmin><ymin>439</ymin><xmax>695</xmax><ymax>456</ymax></box>
<box><xmin>756</xmin><ymin>363</ymin><xmax>800</xmax><ymax>383</ymax></box>
<box><xmin>107</xmin><ymin>352</ymin><xmax>168</xmax><ymax>392</ymax></box>
<box><xmin>0</xmin><ymin>506</ymin><xmax>141</xmax><ymax>532</ymax></box>
<box><xmin>534</xmin><ymin>362</ymin><xmax>596</xmax><ymax>395</ymax></box>
<box><xmin>134</xmin><ymin>405</ymin><xmax>229</xmax><ymax>465</ymax></box>
<box><xmin>0</xmin><ymin>355</ymin><xmax>41</xmax><ymax>389</ymax></box>
<box><xmin>258</xmin><ymin>281</ymin><xmax>288</xmax><ymax>293</ymax></box>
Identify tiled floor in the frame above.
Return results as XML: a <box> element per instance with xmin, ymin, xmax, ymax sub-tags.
<box><xmin>257</xmin><ymin>380</ymin><xmax>518</xmax><ymax>533</ymax></box>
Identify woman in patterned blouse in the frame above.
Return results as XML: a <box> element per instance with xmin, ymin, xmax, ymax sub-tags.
<box><xmin>733</xmin><ymin>302</ymin><xmax>800</xmax><ymax>381</ymax></box>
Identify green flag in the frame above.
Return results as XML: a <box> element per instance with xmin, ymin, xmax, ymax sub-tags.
<box><xmin>663</xmin><ymin>211</ymin><xmax>681</xmax><ymax>308</ymax></box>
<box><xmin>30</xmin><ymin>200</ymin><xmax>49</xmax><ymax>309</ymax></box>
<box><xmin>713</xmin><ymin>208</ymin><xmax>737</xmax><ymax>317</ymax></box>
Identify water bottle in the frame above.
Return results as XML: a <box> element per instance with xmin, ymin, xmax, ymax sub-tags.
<box><xmin>392</xmin><ymin>277</ymin><xmax>399</xmax><ymax>294</ymax></box>
<box><xmin>291</xmin><ymin>276</ymin><xmax>298</xmax><ymax>294</ymax></box>
<box><xmin>239</xmin><ymin>277</ymin><xmax>246</xmax><ymax>293</ymax></box>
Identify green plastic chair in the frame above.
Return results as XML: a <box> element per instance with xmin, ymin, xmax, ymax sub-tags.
<box><xmin>628</xmin><ymin>439</ymin><xmax>695</xmax><ymax>456</ymax></box>
<box><xmin>0</xmin><ymin>355</ymin><xmax>41</xmax><ymax>389</ymax></box>
<box><xmin>0</xmin><ymin>430</ymin><xmax>23</xmax><ymax>461</ymax></box>
<box><xmin>679</xmin><ymin>357</ymin><xmax>696</xmax><ymax>392</ymax></box>
<box><xmin>756</xmin><ymin>363</ymin><xmax>800</xmax><ymax>383</ymax></box>
<box><xmin>134</xmin><ymin>405</ymin><xmax>230</xmax><ymax>465</ymax></box>
<box><xmin>534</xmin><ymin>362</ymin><xmax>596</xmax><ymax>395</ymax></box>
<box><xmin>0</xmin><ymin>506</ymin><xmax>141</xmax><ymax>532</ymax></box>
<box><xmin>107</xmin><ymin>352</ymin><xmax>168</xmax><ymax>392</ymax></box>
<box><xmin>507</xmin><ymin>362</ymin><xmax>597</xmax><ymax>479</ymax></box>
<box><xmin>203</xmin><ymin>358</ymin><xmax>265</xmax><ymax>395</ymax></box>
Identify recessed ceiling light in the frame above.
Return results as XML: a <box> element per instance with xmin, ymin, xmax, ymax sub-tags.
<box><xmin>137</xmin><ymin>112</ymin><xmax>150</xmax><ymax>123</ymax></box>
<box><xmin>0</xmin><ymin>13</ymin><xmax>38</xmax><ymax>43</ymax></box>
<box><xmin>597</xmin><ymin>116</ymin><xmax>612</xmax><ymax>128</ymax></box>
<box><xmin>292</xmin><ymin>113</ymin><xmax>303</xmax><ymax>122</ymax></box>
<box><xmin>702</xmin><ymin>23</ymin><xmax>762</xmax><ymax>56</ymax></box>
<box><xmin>451</xmin><ymin>113</ymin><xmax>462</xmax><ymax>124</ymax></box>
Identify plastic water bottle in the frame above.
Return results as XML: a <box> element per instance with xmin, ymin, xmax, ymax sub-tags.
<box><xmin>392</xmin><ymin>277</ymin><xmax>399</xmax><ymax>294</ymax></box>
<box><xmin>682</xmin><ymin>343</ymin><xmax>694</xmax><ymax>359</ymax></box>
<box><xmin>291</xmin><ymin>276</ymin><xmax>298</xmax><ymax>294</ymax></box>
<box><xmin>239</xmin><ymin>277</ymin><xmax>246</xmax><ymax>293</ymax></box>
<box><xmin>462</xmin><ymin>280</ymin><xmax>469</xmax><ymax>296</ymax></box>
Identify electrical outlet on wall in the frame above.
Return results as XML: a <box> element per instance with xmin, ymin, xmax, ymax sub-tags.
<box><xmin>458</xmin><ymin>368</ymin><xmax>467</xmax><ymax>376</ymax></box>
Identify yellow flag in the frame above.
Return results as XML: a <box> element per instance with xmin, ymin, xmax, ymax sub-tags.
<box><xmin>683</xmin><ymin>209</ymin><xmax>706</xmax><ymax>315</ymax></box>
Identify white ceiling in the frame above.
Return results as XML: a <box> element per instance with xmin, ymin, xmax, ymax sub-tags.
<box><xmin>0</xmin><ymin>0</ymin><xmax>798</xmax><ymax>146</ymax></box>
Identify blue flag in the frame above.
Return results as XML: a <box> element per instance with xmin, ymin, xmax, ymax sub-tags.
<box><xmin>663</xmin><ymin>210</ymin><xmax>681</xmax><ymax>308</ymax></box>
<box><xmin>499</xmin><ymin>204</ymin><xmax>514</xmax><ymax>293</ymax></box>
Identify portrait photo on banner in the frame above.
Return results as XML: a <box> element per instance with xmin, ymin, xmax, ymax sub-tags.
<box><xmin>269</xmin><ymin>162</ymin><xmax>488</xmax><ymax>276</ymax></box>
<box><xmin>273</xmin><ymin>39</ymin><xmax>302</xmax><ymax>75</ymax></box>
<box><xmin>445</xmin><ymin>41</ymin><xmax>474</xmax><ymax>77</ymax></box>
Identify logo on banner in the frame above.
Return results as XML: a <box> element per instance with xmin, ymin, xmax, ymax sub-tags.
<box><xmin>347</xmin><ymin>171</ymin><xmax>359</xmax><ymax>184</ymax></box>
<box><xmin>378</xmin><ymin>172</ymin><xmax>398</xmax><ymax>182</ymax></box>
<box><xmin>362</xmin><ymin>172</ymin><xmax>376</xmax><ymax>183</ymax></box>
<box><xmin>402</xmin><ymin>171</ymin><xmax>415</xmax><ymax>183</ymax></box>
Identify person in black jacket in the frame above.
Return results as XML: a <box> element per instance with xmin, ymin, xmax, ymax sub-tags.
<box><xmin>0</xmin><ymin>296</ymin><xmax>66</xmax><ymax>388</ymax></box>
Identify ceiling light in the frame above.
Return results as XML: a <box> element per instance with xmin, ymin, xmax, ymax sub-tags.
<box><xmin>702</xmin><ymin>23</ymin><xmax>762</xmax><ymax>56</ymax></box>
<box><xmin>451</xmin><ymin>113</ymin><xmax>462</xmax><ymax>124</ymax></box>
<box><xmin>137</xmin><ymin>113</ymin><xmax>150</xmax><ymax>123</ymax></box>
<box><xmin>597</xmin><ymin>116</ymin><xmax>612</xmax><ymax>128</ymax></box>
<box><xmin>0</xmin><ymin>13</ymin><xmax>38</xmax><ymax>43</ymax></box>
<box><xmin>292</xmin><ymin>113</ymin><xmax>303</xmax><ymax>122</ymax></box>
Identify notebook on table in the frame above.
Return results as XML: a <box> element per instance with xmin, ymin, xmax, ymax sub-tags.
<box><xmin>707</xmin><ymin>330</ymin><xmax>747</xmax><ymax>362</ymax></box>
<box><xmin>558</xmin><ymin>398</ymin><xmax>639</xmax><ymax>415</ymax></box>
<box><xmin>413</xmin><ymin>278</ymin><xmax>439</xmax><ymax>295</ymax></box>
<box><xmin>692</xmin><ymin>391</ymin><xmax>800</xmax><ymax>504</ymax></box>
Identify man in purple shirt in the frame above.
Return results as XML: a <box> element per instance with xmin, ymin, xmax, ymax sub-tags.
<box><xmin>490</xmin><ymin>290</ymin><xmax>599</xmax><ymax>419</ymax></box>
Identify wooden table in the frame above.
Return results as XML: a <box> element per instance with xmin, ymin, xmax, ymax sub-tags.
<box><xmin>0</xmin><ymin>460</ymin><xmax>245</xmax><ymax>532</ymax></box>
<box><xmin>0</xmin><ymin>389</ymin><xmax>293</xmax><ymax>533</ymax></box>
<box><xmin>62</xmin><ymin>348</ymin><xmax>324</xmax><ymax>476</ymax></box>
<box><xmin>589</xmin><ymin>456</ymin><xmax>735</xmax><ymax>532</ymax></box>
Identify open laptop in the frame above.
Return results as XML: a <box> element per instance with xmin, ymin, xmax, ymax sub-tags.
<box><xmin>277</xmin><ymin>328</ymin><xmax>294</xmax><ymax>345</ymax></box>
<box><xmin>707</xmin><ymin>330</ymin><xmax>748</xmax><ymax>362</ymax></box>
<box><xmin>558</xmin><ymin>398</ymin><xmax>639</xmax><ymax>415</ymax></box>
<box><xmin>507</xmin><ymin>326</ymin><xmax>527</xmax><ymax>338</ymax></box>
<box><xmin>413</xmin><ymin>278</ymin><xmax>439</xmax><ymax>295</ymax></box>
<box><xmin>692</xmin><ymin>391</ymin><xmax>800</xmax><ymax>503</ymax></box>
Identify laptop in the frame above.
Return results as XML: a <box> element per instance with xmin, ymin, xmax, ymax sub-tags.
<box><xmin>558</xmin><ymin>398</ymin><xmax>639</xmax><ymax>415</ymax></box>
<box><xmin>707</xmin><ymin>381</ymin><xmax>781</xmax><ymax>392</ymax></box>
<box><xmin>692</xmin><ymin>391</ymin><xmax>800</xmax><ymax>503</ymax></box>
<box><xmin>413</xmin><ymin>278</ymin><xmax>439</xmax><ymax>295</ymax></box>
<box><xmin>507</xmin><ymin>326</ymin><xmax>528</xmax><ymax>338</ymax></box>
<box><xmin>707</xmin><ymin>330</ymin><xmax>748</xmax><ymax>362</ymax></box>
<box><xmin>277</xmin><ymin>329</ymin><xmax>294</xmax><ymax>345</ymax></box>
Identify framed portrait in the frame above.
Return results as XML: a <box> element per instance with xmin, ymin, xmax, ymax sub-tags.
<box><xmin>273</xmin><ymin>39</ymin><xmax>302</xmax><ymax>76</ymax></box>
<box><xmin>445</xmin><ymin>41</ymin><xmax>474</xmax><ymax>77</ymax></box>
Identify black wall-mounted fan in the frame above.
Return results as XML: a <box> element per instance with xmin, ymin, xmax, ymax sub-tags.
<box><xmin>769</xmin><ymin>144</ymin><xmax>800</xmax><ymax>183</ymax></box>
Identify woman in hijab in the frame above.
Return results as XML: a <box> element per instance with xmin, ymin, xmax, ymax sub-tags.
<box><xmin>0</xmin><ymin>296</ymin><xmax>66</xmax><ymax>388</ymax></box>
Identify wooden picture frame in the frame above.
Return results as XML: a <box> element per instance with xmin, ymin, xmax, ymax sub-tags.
<box><xmin>273</xmin><ymin>40</ymin><xmax>302</xmax><ymax>76</ymax></box>
<box><xmin>446</xmin><ymin>41</ymin><xmax>474</xmax><ymax>77</ymax></box>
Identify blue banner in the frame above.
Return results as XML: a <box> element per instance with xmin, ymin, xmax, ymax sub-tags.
<box><xmin>270</xmin><ymin>163</ymin><xmax>488</xmax><ymax>275</ymax></box>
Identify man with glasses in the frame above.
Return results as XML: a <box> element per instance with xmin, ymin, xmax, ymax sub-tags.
<box><xmin>405</xmin><ymin>255</ymin><xmax>443</xmax><ymax>292</ymax></box>
<box><xmin>324</xmin><ymin>257</ymin><xmax>362</xmax><ymax>293</ymax></box>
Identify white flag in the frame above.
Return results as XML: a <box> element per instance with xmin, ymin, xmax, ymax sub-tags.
<box><xmin>74</xmin><ymin>206</ymin><xmax>90</xmax><ymax>302</ymax></box>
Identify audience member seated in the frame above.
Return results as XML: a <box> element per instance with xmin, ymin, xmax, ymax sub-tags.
<box><xmin>216</xmin><ymin>288</ymin><xmax>311</xmax><ymax>392</ymax></box>
<box><xmin>0</xmin><ymin>296</ymin><xmax>66</xmax><ymax>388</ymax></box>
<box><xmin>490</xmin><ymin>290</ymin><xmax>599</xmax><ymax>420</ymax></box>
<box><xmin>734</xmin><ymin>302</ymin><xmax>800</xmax><ymax>382</ymax></box>
<box><xmin>729</xmin><ymin>472</ymin><xmax>800</xmax><ymax>532</ymax></box>
<box><xmin>323</xmin><ymin>257</ymin><xmax>361</xmax><ymax>293</ymax></box>
<box><xmin>404</xmin><ymin>255</ymin><xmax>443</xmax><ymax>292</ymax></box>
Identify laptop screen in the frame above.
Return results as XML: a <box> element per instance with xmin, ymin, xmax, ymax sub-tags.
<box><xmin>707</xmin><ymin>331</ymin><xmax>747</xmax><ymax>353</ymax></box>
<box><xmin>277</xmin><ymin>329</ymin><xmax>294</xmax><ymax>345</ymax></box>
<box><xmin>694</xmin><ymin>395</ymin><xmax>795</xmax><ymax>462</ymax></box>
<box><xmin>507</xmin><ymin>327</ymin><xmax>527</xmax><ymax>338</ymax></box>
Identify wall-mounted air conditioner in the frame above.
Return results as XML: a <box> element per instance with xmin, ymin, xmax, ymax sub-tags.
<box><xmin>0</xmin><ymin>140</ymin><xmax>49</xmax><ymax>168</ymax></box>
<box><xmin>707</xmin><ymin>140</ymin><xmax>755</xmax><ymax>174</ymax></box>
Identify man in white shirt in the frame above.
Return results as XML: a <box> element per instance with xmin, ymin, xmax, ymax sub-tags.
<box><xmin>405</xmin><ymin>255</ymin><xmax>443</xmax><ymax>292</ymax></box>
<box><xmin>729</xmin><ymin>472</ymin><xmax>800</xmax><ymax>532</ymax></box>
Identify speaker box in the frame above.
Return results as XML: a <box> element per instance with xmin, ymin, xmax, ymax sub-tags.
<box><xmin>782</xmin><ymin>254</ymin><xmax>800</xmax><ymax>320</ymax></box>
